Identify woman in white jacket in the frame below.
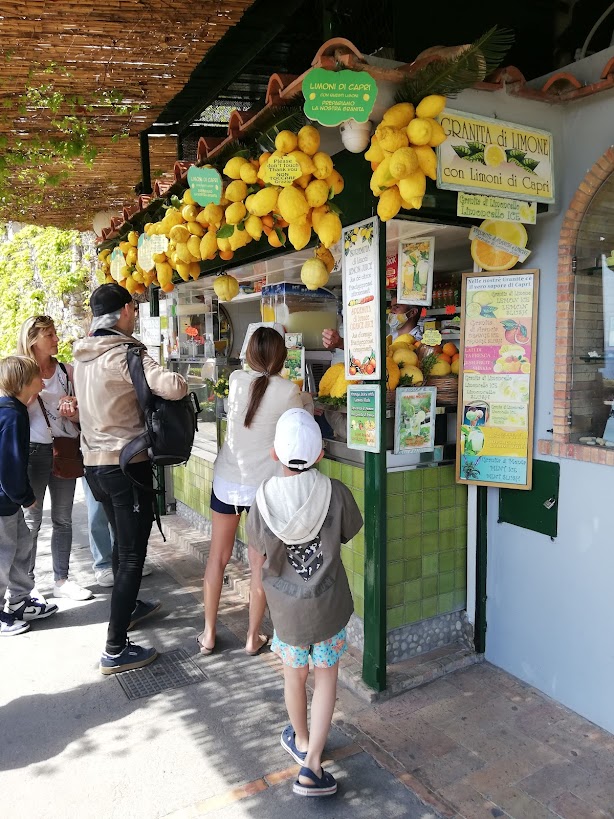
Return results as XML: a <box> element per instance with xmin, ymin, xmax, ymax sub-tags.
<box><xmin>199</xmin><ymin>327</ymin><xmax>312</xmax><ymax>655</ymax></box>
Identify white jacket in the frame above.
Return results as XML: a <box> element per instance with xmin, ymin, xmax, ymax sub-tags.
<box><xmin>214</xmin><ymin>370</ymin><xmax>312</xmax><ymax>490</ymax></box>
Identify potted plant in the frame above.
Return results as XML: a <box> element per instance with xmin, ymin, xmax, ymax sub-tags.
<box><xmin>213</xmin><ymin>373</ymin><xmax>229</xmax><ymax>413</ymax></box>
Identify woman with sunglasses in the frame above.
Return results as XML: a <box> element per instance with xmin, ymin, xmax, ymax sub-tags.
<box><xmin>17</xmin><ymin>315</ymin><xmax>93</xmax><ymax>601</ymax></box>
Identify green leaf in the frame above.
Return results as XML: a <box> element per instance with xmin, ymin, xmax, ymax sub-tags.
<box><xmin>452</xmin><ymin>144</ymin><xmax>473</xmax><ymax>159</ymax></box>
<box><xmin>328</xmin><ymin>200</ymin><xmax>343</xmax><ymax>216</ymax></box>
<box><xmin>501</xmin><ymin>320</ymin><xmax>518</xmax><ymax>330</ymax></box>
<box><xmin>216</xmin><ymin>224</ymin><xmax>234</xmax><ymax>239</ymax></box>
<box><xmin>236</xmin><ymin>221</ymin><xmax>245</xmax><ymax>231</ymax></box>
<box><xmin>465</xmin><ymin>152</ymin><xmax>485</xmax><ymax>164</ymax></box>
<box><xmin>274</xmin><ymin>227</ymin><xmax>286</xmax><ymax>245</ymax></box>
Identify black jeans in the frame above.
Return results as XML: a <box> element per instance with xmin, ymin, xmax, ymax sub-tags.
<box><xmin>85</xmin><ymin>463</ymin><xmax>154</xmax><ymax>654</ymax></box>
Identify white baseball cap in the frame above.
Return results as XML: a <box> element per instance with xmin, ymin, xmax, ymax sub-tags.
<box><xmin>274</xmin><ymin>408</ymin><xmax>323</xmax><ymax>471</ymax></box>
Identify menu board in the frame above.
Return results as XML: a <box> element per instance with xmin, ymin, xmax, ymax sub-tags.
<box><xmin>347</xmin><ymin>385</ymin><xmax>380</xmax><ymax>453</ymax></box>
<box><xmin>342</xmin><ymin>217</ymin><xmax>381</xmax><ymax>381</ymax></box>
<box><xmin>456</xmin><ymin>270</ymin><xmax>539</xmax><ymax>490</ymax></box>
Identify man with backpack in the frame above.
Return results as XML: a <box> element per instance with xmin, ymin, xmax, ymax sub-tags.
<box><xmin>73</xmin><ymin>284</ymin><xmax>188</xmax><ymax>674</ymax></box>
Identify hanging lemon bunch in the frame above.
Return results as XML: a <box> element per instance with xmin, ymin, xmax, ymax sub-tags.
<box><xmin>364</xmin><ymin>94</ymin><xmax>447</xmax><ymax>221</ymax></box>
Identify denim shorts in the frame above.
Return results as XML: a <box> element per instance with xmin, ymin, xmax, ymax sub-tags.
<box><xmin>271</xmin><ymin>628</ymin><xmax>348</xmax><ymax>669</ymax></box>
<box><xmin>210</xmin><ymin>488</ymin><xmax>250</xmax><ymax>516</ymax></box>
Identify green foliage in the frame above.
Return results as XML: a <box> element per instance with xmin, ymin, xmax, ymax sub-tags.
<box><xmin>0</xmin><ymin>224</ymin><xmax>89</xmax><ymax>361</ymax></box>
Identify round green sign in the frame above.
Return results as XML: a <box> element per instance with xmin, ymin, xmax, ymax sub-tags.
<box><xmin>187</xmin><ymin>166</ymin><xmax>223</xmax><ymax>206</ymax></box>
<box><xmin>302</xmin><ymin>68</ymin><xmax>377</xmax><ymax>126</ymax></box>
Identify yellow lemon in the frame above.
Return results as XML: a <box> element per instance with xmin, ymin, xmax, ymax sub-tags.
<box><xmin>370</xmin><ymin>156</ymin><xmax>396</xmax><ymax>196</ymax></box>
<box><xmin>181</xmin><ymin>204</ymin><xmax>199</xmax><ymax>221</ymax></box>
<box><xmin>288</xmin><ymin>150</ymin><xmax>316</xmax><ymax>176</ymax></box>
<box><xmin>229</xmin><ymin>226</ymin><xmax>251</xmax><ymax>251</ymax></box>
<box><xmin>248</xmin><ymin>186</ymin><xmax>280</xmax><ymax>217</ymax></box>
<box><xmin>415</xmin><ymin>95</ymin><xmax>446</xmax><ymax>119</ymax></box>
<box><xmin>127</xmin><ymin>231</ymin><xmax>139</xmax><ymax>247</ymax></box>
<box><xmin>315</xmin><ymin>212</ymin><xmax>342</xmax><ymax>249</ymax></box>
<box><xmin>278</xmin><ymin>186</ymin><xmax>309</xmax><ymax>224</ymax></box>
<box><xmin>414</xmin><ymin>145</ymin><xmax>437</xmax><ymax>180</ymax></box>
<box><xmin>377</xmin><ymin>185</ymin><xmax>402</xmax><ymax>222</ymax></box>
<box><xmin>451</xmin><ymin>359</ymin><xmax>460</xmax><ymax>375</ymax></box>
<box><xmin>407</xmin><ymin>118</ymin><xmax>433</xmax><ymax>146</ymax></box>
<box><xmin>225</xmin><ymin>201</ymin><xmax>247</xmax><ymax>225</ymax></box>
<box><xmin>430</xmin><ymin>361</ymin><xmax>451</xmax><ymax>376</ymax></box>
<box><xmin>275</xmin><ymin>130</ymin><xmax>298</xmax><ymax>154</ymax></box>
<box><xmin>187</xmin><ymin>221</ymin><xmax>205</xmax><ymax>237</ymax></box>
<box><xmin>392</xmin><ymin>347</ymin><xmax>419</xmax><ymax>369</ymax></box>
<box><xmin>244</xmin><ymin>214</ymin><xmax>263</xmax><ymax>241</ymax></box>
<box><xmin>288</xmin><ymin>221</ymin><xmax>312</xmax><ymax>251</ymax></box>
<box><xmin>200</xmin><ymin>232</ymin><xmax>218</xmax><ymax>260</ymax></box>
<box><xmin>311</xmin><ymin>205</ymin><xmax>329</xmax><ymax>233</ymax></box>
<box><xmin>214</xmin><ymin>274</ymin><xmax>240</xmax><ymax>301</ymax></box>
<box><xmin>305</xmin><ymin>179</ymin><xmax>330</xmax><ymax>208</ymax></box>
<box><xmin>182</xmin><ymin>188</ymin><xmax>196</xmax><ymax>205</ymax></box>
<box><xmin>225</xmin><ymin>180</ymin><xmax>248</xmax><ymax>203</ymax></box>
<box><xmin>203</xmin><ymin>203</ymin><xmax>224</xmax><ymax>226</ymax></box>
<box><xmin>301</xmin><ymin>257</ymin><xmax>329</xmax><ymax>290</ymax></box>
<box><xmin>389</xmin><ymin>147</ymin><xmax>419</xmax><ymax>180</ymax></box>
<box><xmin>223</xmin><ymin>156</ymin><xmax>248</xmax><ymax>179</ymax></box>
<box><xmin>398</xmin><ymin>170</ymin><xmax>427</xmax><ymax>201</ymax></box>
<box><xmin>484</xmin><ymin>144</ymin><xmax>506</xmax><ymax>168</ymax></box>
<box><xmin>312</xmin><ymin>152</ymin><xmax>334</xmax><ymax>180</ymax></box>
<box><xmin>239</xmin><ymin>162</ymin><xmax>258</xmax><ymax>184</ymax></box>
<box><xmin>315</xmin><ymin>244</ymin><xmax>335</xmax><ymax>274</ymax></box>
<box><xmin>175</xmin><ymin>262</ymin><xmax>191</xmax><ymax>282</ymax></box>
<box><xmin>365</xmin><ymin>137</ymin><xmax>385</xmax><ymax>164</ymax></box>
<box><xmin>169</xmin><ymin>224</ymin><xmax>190</xmax><ymax>244</ymax></box>
<box><xmin>326</xmin><ymin>169</ymin><xmax>344</xmax><ymax>195</ymax></box>
<box><xmin>427</xmin><ymin>119</ymin><xmax>447</xmax><ymax>147</ymax></box>
<box><xmin>382</xmin><ymin>102</ymin><xmax>415</xmax><ymax>129</ymax></box>
<box><xmin>297</xmin><ymin>125</ymin><xmax>320</xmax><ymax>156</ymax></box>
<box><xmin>376</xmin><ymin>125</ymin><xmax>408</xmax><ymax>152</ymax></box>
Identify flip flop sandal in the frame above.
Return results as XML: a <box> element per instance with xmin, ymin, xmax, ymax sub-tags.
<box><xmin>196</xmin><ymin>631</ymin><xmax>215</xmax><ymax>655</ymax></box>
<box><xmin>280</xmin><ymin>725</ymin><xmax>307</xmax><ymax>765</ymax></box>
<box><xmin>245</xmin><ymin>635</ymin><xmax>269</xmax><ymax>656</ymax></box>
<box><xmin>293</xmin><ymin>766</ymin><xmax>337</xmax><ymax>797</ymax></box>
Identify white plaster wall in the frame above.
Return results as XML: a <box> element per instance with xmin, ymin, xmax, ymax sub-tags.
<box><xmin>451</xmin><ymin>73</ymin><xmax>614</xmax><ymax>731</ymax></box>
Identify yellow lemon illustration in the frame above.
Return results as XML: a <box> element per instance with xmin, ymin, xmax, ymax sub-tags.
<box><xmin>472</xmin><ymin>290</ymin><xmax>495</xmax><ymax>306</ymax></box>
<box><xmin>520</xmin><ymin>362</ymin><xmax>531</xmax><ymax>373</ymax></box>
<box><xmin>466</xmin><ymin>302</ymin><xmax>482</xmax><ymax>318</ymax></box>
<box><xmin>309</xmin><ymin>92</ymin><xmax>316</xmax><ymax>100</ymax></box>
<box><xmin>363</xmin><ymin>93</ymin><xmax>370</xmax><ymax>101</ymax></box>
<box><xmin>484</xmin><ymin>144</ymin><xmax>506</xmax><ymax>168</ymax></box>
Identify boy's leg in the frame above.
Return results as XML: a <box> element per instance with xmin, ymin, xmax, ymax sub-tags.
<box><xmin>283</xmin><ymin>663</ymin><xmax>310</xmax><ymax>754</ymax></box>
<box><xmin>0</xmin><ymin>511</ymin><xmax>22</xmax><ymax>602</ymax></box>
<box><xmin>5</xmin><ymin>510</ymin><xmax>36</xmax><ymax>604</ymax></box>
<box><xmin>301</xmin><ymin>662</ymin><xmax>339</xmax><ymax>782</ymax></box>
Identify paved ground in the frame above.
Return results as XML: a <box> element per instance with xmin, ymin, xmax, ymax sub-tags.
<box><xmin>2</xmin><ymin>484</ymin><xmax>613</xmax><ymax>819</ymax></box>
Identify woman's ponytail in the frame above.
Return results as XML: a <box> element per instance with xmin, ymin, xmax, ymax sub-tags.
<box><xmin>243</xmin><ymin>328</ymin><xmax>287</xmax><ymax>428</ymax></box>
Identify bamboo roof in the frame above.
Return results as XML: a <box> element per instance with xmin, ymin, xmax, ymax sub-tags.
<box><xmin>0</xmin><ymin>0</ymin><xmax>256</xmax><ymax>229</ymax></box>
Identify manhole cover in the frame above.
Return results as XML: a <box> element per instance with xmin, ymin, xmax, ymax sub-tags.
<box><xmin>116</xmin><ymin>648</ymin><xmax>207</xmax><ymax>700</ymax></box>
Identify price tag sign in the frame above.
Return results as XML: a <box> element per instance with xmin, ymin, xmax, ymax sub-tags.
<box><xmin>265</xmin><ymin>155</ymin><xmax>302</xmax><ymax>186</ymax></box>
<box><xmin>137</xmin><ymin>233</ymin><xmax>169</xmax><ymax>272</ymax></box>
<box><xmin>422</xmin><ymin>329</ymin><xmax>442</xmax><ymax>347</ymax></box>
<box><xmin>187</xmin><ymin>166</ymin><xmax>222</xmax><ymax>206</ymax></box>
<box><xmin>110</xmin><ymin>247</ymin><xmax>125</xmax><ymax>282</ymax></box>
<box><xmin>302</xmin><ymin>68</ymin><xmax>377</xmax><ymax>126</ymax></box>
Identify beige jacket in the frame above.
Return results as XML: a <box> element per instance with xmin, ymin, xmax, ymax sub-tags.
<box><xmin>72</xmin><ymin>332</ymin><xmax>187</xmax><ymax>466</ymax></box>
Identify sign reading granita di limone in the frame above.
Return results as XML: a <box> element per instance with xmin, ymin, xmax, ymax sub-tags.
<box><xmin>437</xmin><ymin>110</ymin><xmax>554</xmax><ymax>204</ymax></box>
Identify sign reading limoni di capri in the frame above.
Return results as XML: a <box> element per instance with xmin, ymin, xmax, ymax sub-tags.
<box><xmin>437</xmin><ymin>110</ymin><xmax>554</xmax><ymax>204</ymax></box>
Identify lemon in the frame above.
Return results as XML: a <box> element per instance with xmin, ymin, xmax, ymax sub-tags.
<box><xmin>244</xmin><ymin>214</ymin><xmax>263</xmax><ymax>241</ymax></box>
<box><xmin>294</xmin><ymin>173</ymin><xmax>311</xmax><ymax>189</ymax></box>
<box><xmin>288</xmin><ymin>150</ymin><xmax>316</xmax><ymax>176</ymax></box>
<box><xmin>326</xmin><ymin>169</ymin><xmax>344</xmax><ymax>195</ymax></box>
<box><xmin>128</xmin><ymin>230</ymin><xmax>139</xmax><ymax>247</ymax></box>
<box><xmin>414</xmin><ymin>145</ymin><xmax>437</xmax><ymax>180</ymax></box>
<box><xmin>398</xmin><ymin>170</ymin><xmax>427</xmax><ymax>201</ymax></box>
<box><xmin>382</xmin><ymin>102</ymin><xmax>415</xmax><ymax>129</ymax></box>
<box><xmin>189</xmin><ymin>262</ymin><xmax>201</xmax><ymax>280</ymax></box>
<box><xmin>176</xmin><ymin>242</ymin><xmax>196</xmax><ymax>264</ymax></box>
<box><xmin>315</xmin><ymin>244</ymin><xmax>335</xmax><ymax>274</ymax></box>
<box><xmin>249</xmin><ymin>186</ymin><xmax>280</xmax><ymax>217</ymax></box>
<box><xmin>297</xmin><ymin>125</ymin><xmax>320</xmax><ymax>156</ymax></box>
<box><xmin>389</xmin><ymin>147</ymin><xmax>419</xmax><ymax>180</ymax></box>
<box><xmin>415</xmin><ymin>95</ymin><xmax>446</xmax><ymax>119</ymax></box>
<box><xmin>312</xmin><ymin>151</ymin><xmax>334</xmax><ymax>180</ymax></box>
<box><xmin>200</xmin><ymin>232</ymin><xmax>218</xmax><ymax>260</ymax></box>
<box><xmin>259</xmin><ymin>152</ymin><xmax>271</xmax><ymax>166</ymax></box>
<box><xmin>430</xmin><ymin>361</ymin><xmax>451</xmax><ymax>376</ymax></box>
<box><xmin>407</xmin><ymin>118</ymin><xmax>433</xmax><ymax>146</ymax></box>
<box><xmin>182</xmin><ymin>189</ymin><xmax>196</xmax><ymax>205</ymax></box>
<box><xmin>305</xmin><ymin>179</ymin><xmax>329</xmax><ymax>208</ymax></box>
<box><xmin>288</xmin><ymin>221</ymin><xmax>312</xmax><ymax>251</ymax></box>
<box><xmin>229</xmin><ymin>226</ymin><xmax>251</xmax><ymax>251</ymax></box>
<box><xmin>169</xmin><ymin>224</ymin><xmax>190</xmax><ymax>244</ymax></box>
<box><xmin>376</xmin><ymin>125</ymin><xmax>408</xmax><ymax>152</ymax></box>
<box><xmin>472</xmin><ymin>291</ymin><xmax>494</xmax><ymax>306</ymax></box>
<box><xmin>301</xmin><ymin>257</ymin><xmax>329</xmax><ymax>290</ymax></box>
<box><xmin>451</xmin><ymin>359</ymin><xmax>460</xmax><ymax>375</ymax></box>
<box><xmin>187</xmin><ymin>221</ymin><xmax>205</xmax><ymax>237</ymax></box>
<box><xmin>225</xmin><ymin>180</ymin><xmax>248</xmax><ymax>203</ymax></box>
<box><xmin>239</xmin><ymin>162</ymin><xmax>258</xmax><ymax>184</ymax></box>
<box><xmin>370</xmin><ymin>156</ymin><xmax>396</xmax><ymax>195</ymax></box>
<box><xmin>175</xmin><ymin>262</ymin><xmax>191</xmax><ymax>282</ymax></box>
<box><xmin>484</xmin><ymin>144</ymin><xmax>506</xmax><ymax>168</ymax></box>
<box><xmin>395</xmin><ymin>333</ymin><xmax>415</xmax><ymax>347</ymax></box>
<box><xmin>181</xmin><ymin>204</ymin><xmax>199</xmax><ymax>221</ymax></box>
<box><xmin>466</xmin><ymin>302</ymin><xmax>482</xmax><ymax>317</ymax></box>
<box><xmin>204</xmin><ymin>203</ymin><xmax>224</xmax><ymax>226</ymax></box>
<box><xmin>377</xmin><ymin>186</ymin><xmax>402</xmax><ymax>222</ymax></box>
<box><xmin>223</xmin><ymin>157</ymin><xmax>248</xmax><ymax>179</ymax></box>
<box><xmin>479</xmin><ymin>219</ymin><xmax>528</xmax><ymax>248</ymax></box>
<box><xmin>364</xmin><ymin>137</ymin><xmax>385</xmax><ymax>164</ymax></box>
<box><xmin>427</xmin><ymin>119</ymin><xmax>447</xmax><ymax>147</ymax></box>
<box><xmin>214</xmin><ymin>274</ymin><xmax>240</xmax><ymax>301</ymax></box>
<box><xmin>278</xmin><ymin>186</ymin><xmax>309</xmax><ymax>224</ymax></box>
<box><xmin>225</xmin><ymin>201</ymin><xmax>247</xmax><ymax>225</ymax></box>
<box><xmin>315</xmin><ymin>212</ymin><xmax>342</xmax><ymax>249</ymax></box>
<box><xmin>392</xmin><ymin>347</ymin><xmax>419</xmax><ymax>369</ymax></box>
<box><xmin>275</xmin><ymin>130</ymin><xmax>298</xmax><ymax>154</ymax></box>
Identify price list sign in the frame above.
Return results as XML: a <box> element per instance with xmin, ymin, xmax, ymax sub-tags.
<box><xmin>456</xmin><ymin>269</ymin><xmax>539</xmax><ymax>490</ymax></box>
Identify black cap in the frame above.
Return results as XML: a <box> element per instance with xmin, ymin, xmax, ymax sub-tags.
<box><xmin>90</xmin><ymin>283</ymin><xmax>132</xmax><ymax>317</ymax></box>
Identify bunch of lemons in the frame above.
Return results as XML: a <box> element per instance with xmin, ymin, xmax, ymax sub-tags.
<box><xmin>364</xmin><ymin>95</ymin><xmax>448</xmax><ymax>222</ymax></box>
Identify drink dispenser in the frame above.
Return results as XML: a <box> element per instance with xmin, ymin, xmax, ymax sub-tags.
<box><xmin>260</xmin><ymin>282</ymin><xmax>338</xmax><ymax>350</ymax></box>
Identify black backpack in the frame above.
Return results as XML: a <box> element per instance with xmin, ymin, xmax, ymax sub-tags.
<box><xmin>119</xmin><ymin>344</ymin><xmax>201</xmax><ymax>490</ymax></box>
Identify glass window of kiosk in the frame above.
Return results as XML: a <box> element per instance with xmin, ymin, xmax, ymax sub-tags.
<box><xmin>572</xmin><ymin>174</ymin><xmax>614</xmax><ymax>442</ymax></box>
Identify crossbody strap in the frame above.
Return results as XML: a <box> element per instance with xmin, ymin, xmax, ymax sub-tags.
<box><xmin>37</xmin><ymin>395</ymin><xmax>54</xmax><ymax>435</ymax></box>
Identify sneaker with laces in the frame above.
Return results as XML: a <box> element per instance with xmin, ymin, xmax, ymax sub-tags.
<box><xmin>100</xmin><ymin>641</ymin><xmax>158</xmax><ymax>675</ymax></box>
<box><xmin>128</xmin><ymin>599</ymin><xmax>161</xmax><ymax>631</ymax></box>
<box><xmin>95</xmin><ymin>568</ymin><xmax>115</xmax><ymax>587</ymax></box>
<box><xmin>0</xmin><ymin>611</ymin><xmax>31</xmax><ymax>636</ymax></box>
<box><xmin>53</xmin><ymin>580</ymin><xmax>94</xmax><ymax>601</ymax></box>
<box><xmin>6</xmin><ymin>597</ymin><xmax>58</xmax><ymax>621</ymax></box>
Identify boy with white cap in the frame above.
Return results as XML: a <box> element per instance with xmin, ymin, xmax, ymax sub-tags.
<box><xmin>247</xmin><ymin>408</ymin><xmax>363</xmax><ymax>797</ymax></box>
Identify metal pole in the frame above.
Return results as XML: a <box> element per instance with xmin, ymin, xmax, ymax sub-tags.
<box><xmin>139</xmin><ymin>130</ymin><xmax>152</xmax><ymax>195</ymax></box>
<box><xmin>362</xmin><ymin>217</ymin><xmax>387</xmax><ymax>691</ymax></box>
<box><xmin>474</xmin><ymin>485</ymin><xmax>488</xmax><ymax>653</ymax></box>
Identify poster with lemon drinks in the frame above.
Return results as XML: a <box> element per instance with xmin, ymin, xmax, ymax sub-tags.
<box><xmin>457</xmin><ymin>270</ymin><xmax>539</xmax><ymax>490</ymax></box>
<box><xmin>438</xmin><ymin>111</ymin><xmax>554</xmax><ymax>204</ymax></box>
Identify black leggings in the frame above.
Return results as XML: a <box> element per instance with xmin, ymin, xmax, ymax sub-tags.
<box><xmin>85</xmin><ymin>463</ymin><xmax>154</xmax><ymax>654</ymax></box>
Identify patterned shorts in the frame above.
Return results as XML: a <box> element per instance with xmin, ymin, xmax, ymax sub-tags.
<box><xmin>271</xmin><ymin>628</ymin><xmax>348</xmax><ymax>669</ymax></box>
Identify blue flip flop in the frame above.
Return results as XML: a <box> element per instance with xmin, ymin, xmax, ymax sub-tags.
<box><xmin>280</xmin><ymin>725</ymin><xmax>307</xmax><ymax>765</ymax></box>
<box><xmin>292</xmin><ymin>766</ymin><xmax>337</xmax><ymax>797</ymax></box>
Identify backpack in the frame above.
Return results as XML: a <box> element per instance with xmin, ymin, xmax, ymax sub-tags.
<box><xmin>119</xmin><ymin>344</ymin><xmax>201</xmax><ymax>491</ymax></box>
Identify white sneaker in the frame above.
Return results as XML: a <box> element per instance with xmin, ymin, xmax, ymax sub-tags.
<box><xmin>53</xmin><ymin>580</ymin><xmax>94</xmax><ymax>601</ymax></box>
<box><xmin>30</xmin><ymin>587</ymin><xmax>47</xmax><ymax>604</ymax></box>
<box><xmin>141</xmin><ymin>560</ymin><xmax>153</xmax><ymax>577</ymax></box>
<box><xmin>95</xmin><ymin>568</ymin><xmax>115</xmax><ymax>588</ymax></box>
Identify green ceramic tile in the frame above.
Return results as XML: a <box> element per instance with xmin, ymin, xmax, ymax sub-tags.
<box><xmin>439</xmin><ymin>571</ymin><xmax>455</xmax><ymax>594</ymax></box>
<box><xmin>455</xmin><ymin>569</ymin><xmax>466</xmax><ymax>591</ymax></box>
<box><xmin>453</xmin><ymin>589</ymin><xmax>466</xmax><ymax>607</ymax></box>
<box><xmin>353</xmin><ymin>489</ymin><xmax>365</xmax><ymax>512</ymax></box>
<box><xmin>405</xmin><ymin>558</ymin><xmax>422</xmax><ymax>581</ymax></box>
<box><xmin>439</xmin><ymin>487</ymin><xmax>455</xmax><ymax>507</ymax></box>
<box><xmin>455</xmin><ymin>527</ymin><xmax>467</xmax><ymax>548</ymax></box>
<box><xmin>422</xmin><ymin>554</ymin><xmax>438</xmax><ymax>577</ymax></box>
<box><xmin>422</xmin><ymin>596</ymin><xmax>438</xmax><ymax>619</ymax></box>
<box><xmin>439</xmin><ymin>552</ymin><xmax>455</xmax><ymax>573</ymax></box>
<box><xmin>455</xmin><ymin>505</ymin><xmax>468</xmax><ymax>526</ymax></box>
<box><xmin>455</xmin><ymin>485</ymin><xmax>467</xmax><ymax>504</ymax></box>
<box><xmin>388</xmin><ymin>494</ymin><xmax>404</xmax><ymax>517</ymax></box>
<box><xmin>354</xmin><ymin>595</ymin><xmax>364</xmax><ymax>618</ymax></box>
<box><xmin>405</xmin><ymin>492</ymin><xmax>422</xmax><ymax>514</ymax></box>
<box><xmin>422</xmin><ymin>532</ymin><xmax>439</xmax><ymax>553</ymax></box>
<box><xmin>388</xmin><ymin>539</ymin><xmax>404</xmax><ymax>561</ymax></box>
<box><xmin>352</xmin><ymin>467</ymin><xmax>364</xmax><ymax>489</ymax></box>
<box><xmin>439</xmin><ymin>529</ymin><xmax>455</xmax><ymax>551</ymax></box>
<box><xmin>422</xmin><ymin>575</ymin><xmax>438</xmax><ymax>598</ymax></box>
<box><xmin>439</xmin><ymin>466</ymin><xmax>455</xmax><ymax>486</ymax></box>
<box><xmin>353</xmin><ymin>551</ymin><xmax>364</xmax><ymax>576</ymax></box>
<box><xmin>404</xmin><ymin>470</ymin><xmax>422</xmax><ymax>491</ymax></box>
<box><xmin>423</xmin><ymin>467</ymin><xmax>439</xmax><ymax>488</ymax></box>
<box><xmin>455</xmin><ymin>549</ymin><xmax>467</xmax><ymax>570</ymax></box>
<box><xmin>388</xmin><ymin>517</ymin><xmax>403</xmax><ymax>540</ymax></box>
<box><xmin>439</xmin><ymin>508</ymin><xmax>455</xmax><ymax>530</ymax></box>
<box><xmin>438</xmin><ymin>592</ymin><xmax>455</xmax><ymax>614</ymax></box>
<box><xmin>387</xmin><ymin>605</ymin><xmax>406</xmax><ymax>630</ymax></box>
<box><xmin>386</xmin><ymin>584</ymin><xmax>404</xmax><ymax>608</ymax></box>
<box><xmin>353</xmin><ymin>575</ymin><xmax>364</xmax><ymax>598</ymax></box>
<box><xmin>353</xmin><ymin>531</ymin><xmax>365</xmax><ymax>555</ymax></box>
<box><xmin>342</xmin><ymin>465</ymin><xmax>353</xmax><ymax>487</ymax></box>
<box><xmin>422</xmin><ymin>511</ymin><xmax>438</xmax><ymax>533</ymax></box>
<box><xmin>404</xmin><ymin>579</ymin><xmax>421</xmax><ymax>603</ymax></box>
<box><xmin>405</xmin><ymin>602</ymin><xmax>422</xmax><ymax>623</ymax></box>
<box><xmin>404</xmin><ymin>514</ymin><xmax>421</xmax><ymax>538</ymax></box>
<box><xmin>388</xmin><ymin>561</ymin><xmax>404</xmax><ymax>585</ymax></box>
<box><xmin>423</xmin><ymin>488</ymin><xmax>439</xmax><ymax>511</ymax></box>
<box><xmin>404</xmin><ymin>536</ymin><xmax>421</xmax><ymax>560</ymax></box>
<box><xmin>388</xmin><ymin>472</ymin><xmax>404</xmax><ymax>494</ymax></box>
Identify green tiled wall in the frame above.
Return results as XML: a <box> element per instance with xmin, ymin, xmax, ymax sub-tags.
<box><xmin>387</xmin><ymin>465</ymin><xmax>467</xmax><ymax>630</ymax></box>
<box><xmin>172</xmin><ymin>456</ymin><xmax>214</xmax><ymax>520</ymax></box>
<box><xmin>317</xmin><ymin>459</ymin><xmax>365</xmax><ymax>619</ymax></box>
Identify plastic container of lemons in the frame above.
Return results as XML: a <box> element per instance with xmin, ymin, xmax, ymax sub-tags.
<box><xmin>260</xmin><ymin>282</ymin><xmax>337</xmax><ymax>349</ymax></box>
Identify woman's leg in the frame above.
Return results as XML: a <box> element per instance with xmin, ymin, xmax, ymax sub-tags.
<box><xmin>201</xmin><ymin>510</ymin><xmax>240</xmax><ymax>649</ymax></box>
<box><xmin>23</xmin><ymin>446</ymin><xmax>53</xmax><ymax>580</ymax></box>
<box><xmin>82</xmin><ymin>477</ymin><xmax>113</xmax><ymax>572</ymax></box>
<box><xmin>283</xmin><ymin>663</ymin><xmax>310</xmax><ymax>754</ymax></box>
<box><xmin>300</xmin><ymin>662</ymin><xmax>339</xmax><ymax>781</ymax></box>
<box><xmin>48</xmin><ymin>474</ymin><xmax>76</xmax><ymax>581</ymax></box>
<box><xmin>246</xmin><ymin>544</ymin><xmax>268</xmax><ymax>654</ymax></box>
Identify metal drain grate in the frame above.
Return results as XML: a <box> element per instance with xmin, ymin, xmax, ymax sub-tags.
<box><xmin>116</xmin><ymin>648</ymin><xmax>207</xmax><ymax>700</ymax></box>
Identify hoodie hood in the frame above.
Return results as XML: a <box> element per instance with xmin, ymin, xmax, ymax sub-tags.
<box><xmin>72</xmin><ymin>333</ymin><xmax>143</xmax><ymax>364</ymax></box>
<box><xmin>256</xmin><ymin>469</ymin><xmax>332</xmax><ymax>545</ymax></box>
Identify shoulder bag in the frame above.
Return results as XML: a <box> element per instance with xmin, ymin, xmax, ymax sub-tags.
<box><xmin>37</xmin><ymin>363</ymin><xmax>84</xmax><ymax>480</ymax></box>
